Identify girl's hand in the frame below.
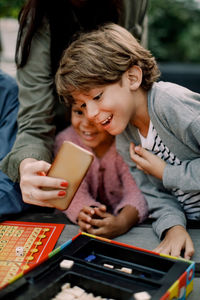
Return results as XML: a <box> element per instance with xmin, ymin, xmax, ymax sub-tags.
<box><xmin>88</xmin><ymin>210</ymin><xmax>119</xmax><ymax>239</ymax></box>
<box><xmin>77</xmin><ymin>206</ymin><xmax>96</xmax><ymax>232</ymax></box>
<box><xmin>78</xmin><ymin>205</ymin><xmax>114</xmax><ymax>238</ymax></box>
<box><xmin>130</xmin><ymin>143</ymin><xmax>166</xmax><ymax>180</ymax></box>
<box><xmin>82</xmin><ymin>205</ymin><xmax>138</xmax><ymax>239</ymax></box>
<box><xmin>85</xmin><ymin>206</ymin><xmax>126</xmax><ymax>239</ymax></box>
<box><xmin>19</xmin><ymin>158</ymin><xmax>68</xmax><ymax>207</ymax></box>
<box><xmin>153</xmin><ymin>225</ymin><xmax>194</xmax><ymax>260</ymax></box>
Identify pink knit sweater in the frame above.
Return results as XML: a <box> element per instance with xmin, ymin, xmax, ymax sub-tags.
<box><xmin>54</xmin><ymin>126</ymin><xmax>148</xmax><ymax>224</ymax></box>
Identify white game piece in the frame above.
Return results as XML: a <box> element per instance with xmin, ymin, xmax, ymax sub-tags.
<box><xmin>103</xmin><ymin>263</ymin><xmax>114</xmax><ymax>269</ymax></box>
<box><xmin>133</xmin><ymin>291</ymin><xmax>151</xmax><ymax>300</ymax></box>
<box><xmin>120</xmin><ymin>267</ymin><xmax>132</xmax><ymax>274</ymax></box>
<box><xmin>87</xmin><ymin>293</ymin><xmax>95</xmax><ymax>299</ymax></box>
<box><xmin>61</xmin><ymin>282</ymin><xmax>71</xmax><ymax>290</ymax></box>
<box><xmin>79</xmin><ymin>293</ymin><xmax>89</xmax><ymax>300</ymax></box>
<box><xmin>70</xmin><ymin>286</ymin><xmax>85</xmax><ymax>297</ymax></box>
<box><xmin>59</xmin><ymin>259</ymin><xmax>74</xmax><ymax>269</ymax></box>
<box><xmin>16</xmin><ymin>247</ymin><xmax>24</xmax><ymax>256</ymax></box>
<box><xmin>56</xmin><ymin>294</ymin><xmax>74</xmax><ymax>300</ymax></box>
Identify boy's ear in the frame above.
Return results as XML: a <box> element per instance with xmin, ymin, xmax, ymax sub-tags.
<box><xmin>127</xmin><ymin>65</ymin><xmax>142</xmax><ymax>90</ymax></box>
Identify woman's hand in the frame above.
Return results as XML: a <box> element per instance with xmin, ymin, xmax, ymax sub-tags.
<box><xmin>19</xmin><ymin>158</ymin><xmax>68</xmax><ymax>207</ymax></box>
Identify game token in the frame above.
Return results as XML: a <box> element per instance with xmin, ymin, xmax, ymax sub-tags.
<box><xmin>120</xmin><ymin>267</ymin><xmax>132</xmax><ymax>274</ymax></box>
<box><xmin>103</xmin><ymin>263</ymin><xmax>114</xmax><ymax>269</ymax></box>
<box><xmin>26</xmin><ymin>256</ymin><xmax>34</xmax><ymax>261</ymax></box>
<box><xmin>21</xmin><ymin>265</ymin><xmax>30</xmax><ymax>271</ymax></box>
<box><xmin>60</xmin><ymin>259</ymin><xmax>74</xmax><ymax>269</ymax></box>
<box><xmin>35</xmin><ymin>241</ymin><xmax>42</xmax><ymax>246</ymax></box>
<box><xmin>133</xmin><ymin>291</ymin><xmax>151</xmax><ymax>300</ymax></box>
<box><xmin>16</xmin><ymin>247</ymin><xmax>24</xmax><ymax>256</ymax></box>
<box><xmin>31</xmin><ymin>248</ymin><xmax>38</xmax><ymax>253</ymax></box>
<box><xmin>84</xmin><ymin>254</ymin><xmax>96</xmax><ymax>262</ymax></box>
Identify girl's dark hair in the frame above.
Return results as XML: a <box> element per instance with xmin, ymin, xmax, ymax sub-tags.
<box><xmin>15</xmin><ymin>0</ymin><xmax>122</xmax><ymax>74</ymax></box>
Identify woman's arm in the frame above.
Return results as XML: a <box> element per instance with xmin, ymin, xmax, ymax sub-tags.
<box><xmin>1</xmin><ymin>20</ymin><xmax>56</xmax><ymax>182</ymax></box>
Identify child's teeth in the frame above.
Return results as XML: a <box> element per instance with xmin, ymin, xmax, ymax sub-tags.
<box><xmin>84</xmin><ymin>132</ymin><xmax>92</xmax><ymax>136</ymax></box>
<box><xmin>102</xmin><ymin>115</ymin><xmax>111</xmax><ymax>125</ymax></box>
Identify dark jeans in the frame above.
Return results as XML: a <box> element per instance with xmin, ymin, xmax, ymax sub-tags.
<box><xmin>0</xmin><ymin>70</ymin><xmax>31</xmax><ymax>219</ymax></box>
<box><xmin>0</xmin><ymin>173</ymin><xmax>30</xmax><ymax>219</ymax></box>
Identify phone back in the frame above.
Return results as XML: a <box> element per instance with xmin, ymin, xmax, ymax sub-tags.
<box><xmin>46</xmin><ymin>141</ymin><xmax>94</xmax><ymax>210</ymax></box>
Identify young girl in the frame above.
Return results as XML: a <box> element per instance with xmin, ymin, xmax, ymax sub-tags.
<box><xmin>55</xmin><ymin>23</ymin><xmax>199</xmax><ymax>259</ymax></box>
<box><xmin>54</xmin><ymin>104</ymin><xmax>148</xmax><ymax>238</ymax></box>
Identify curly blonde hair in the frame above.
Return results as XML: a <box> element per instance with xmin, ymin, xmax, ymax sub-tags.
<box><xmin>56</xmin><ymin>23</ymin><xmax>160</xmax><ymax>103</ymax></box>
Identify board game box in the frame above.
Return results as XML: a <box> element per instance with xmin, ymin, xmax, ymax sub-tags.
<box><xmin>0</xmin><ymin>232</ymin><xmax>195</xmax><ymax>300</ymax></box>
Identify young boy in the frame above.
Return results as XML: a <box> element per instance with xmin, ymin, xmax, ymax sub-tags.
<box><xmin>55</xmin><ymin>23</ymin><xmax>199</xmax><ymax>259</ymax></box>
<box><xmin>54</xmin><ymin>103</ymin><xmax>148</xmax><ymax>238</ymax></box>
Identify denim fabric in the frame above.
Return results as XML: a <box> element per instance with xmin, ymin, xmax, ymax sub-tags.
<box><xmin>0</xmin><ymin>70</ymin><xmax>30</xmax><ymax>217</ymax></box>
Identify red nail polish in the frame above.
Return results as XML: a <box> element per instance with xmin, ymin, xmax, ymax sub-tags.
<box><xmin>37</xmin><ymin>171</ymin><xmax>46</xmax><ymax>176</ymax></box>
<box><xmin>60</xmin><ymin>182</ymin><xmax>68</xmax><ymax>187</ymax></box>
<box><xmin>58</xmin><ymin>191</ymin><xmax>66</xmax><ymax>197</ymax></box>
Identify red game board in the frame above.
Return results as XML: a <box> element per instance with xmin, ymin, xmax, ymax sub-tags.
<box><xmin>0</xmin><ymin>221</ymin><xmax>64</xmax><ymax>289</ymax></box>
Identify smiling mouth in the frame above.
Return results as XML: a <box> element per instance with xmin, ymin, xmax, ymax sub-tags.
<box><xmin>82</xmin><ymin>131</ymin><xmax>96</xmax><ymax>136</ymax></box>
<box><xmin>101</xmin><ymin>115</ymin><xmax>113</xmax><ymax>126</ymax></box>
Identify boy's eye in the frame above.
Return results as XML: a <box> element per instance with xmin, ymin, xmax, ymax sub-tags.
<box><xmin>93</xmin><ymin>92</ymin><xmax>103</xmax><ymax>101</ymax></box>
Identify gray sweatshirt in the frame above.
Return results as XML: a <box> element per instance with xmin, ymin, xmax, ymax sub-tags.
<box><xmin>116</xmin><ymin>81</ymin><xmax>200</xmax><ymax>239</ymax></box>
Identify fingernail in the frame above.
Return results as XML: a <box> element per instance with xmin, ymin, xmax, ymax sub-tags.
<box><xmin>38</xmin><ymin>171</ymin><xmax>46</xmax><ymax>176</ymax></box>
<box><xmin>60</xmin><ymin>181</ymin><xmax>68</xmax><ymax>187</ymax></box>
<box><xmin>58</xmin><ymin>190</ymin><xmax>66</xmax><ymax>197</ymax></box>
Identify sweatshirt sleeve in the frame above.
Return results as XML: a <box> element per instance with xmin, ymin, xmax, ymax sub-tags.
<box><xmin>152</xmin><ymin>83</ymin><xmax>200</xmax><ymax>193</ymax></box>
<box><xmin>163</xmin><ymin>115</ymin><xmax>200</xmax><ymax>192</ymax></box>
<box><xmin>62</xmin><ymin>177</ymin><xmax>101</xmax><ymax>223</ymax></box>
<box><xmin>1</xmin><ymin>21</ymin><xmax>56</xmax><ymax>182</ymax></box>
<box><xmin>130</xmin><ymin>166</ymin><xmax>186</xmax><ymax>239</ymax></box>
<box><xmin>113</xmin><ymin>154</ymin><xmax>148</xmax><ymax>223</ymax></box>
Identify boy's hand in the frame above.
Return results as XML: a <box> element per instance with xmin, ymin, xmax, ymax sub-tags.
<box><xmin>153</xmin><ymin>225</ymin><xmax>194</xmax><ymax>260</ymax></box>
<box><xmin>129</xmin><ymin>143</ymin><xmax>166</xmax><ymax>180</ymax></box>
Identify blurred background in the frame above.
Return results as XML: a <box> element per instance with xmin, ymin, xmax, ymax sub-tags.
<box><xmin>0</xmin><ymin>0</ymin><xmax>200</xmax><ymax>91</ymax></box>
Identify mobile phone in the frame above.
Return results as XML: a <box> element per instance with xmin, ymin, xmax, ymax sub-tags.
<box><xmin>46</xmin><ymin>141</ymin><xmax>94</xmax><ymax>210</ymax></box>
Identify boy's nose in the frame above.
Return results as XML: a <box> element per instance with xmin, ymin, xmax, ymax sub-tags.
<box><xmin>86</xmin><ymin>101</ymin><xmax>99</xmax><ymax>120</ymax></box>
